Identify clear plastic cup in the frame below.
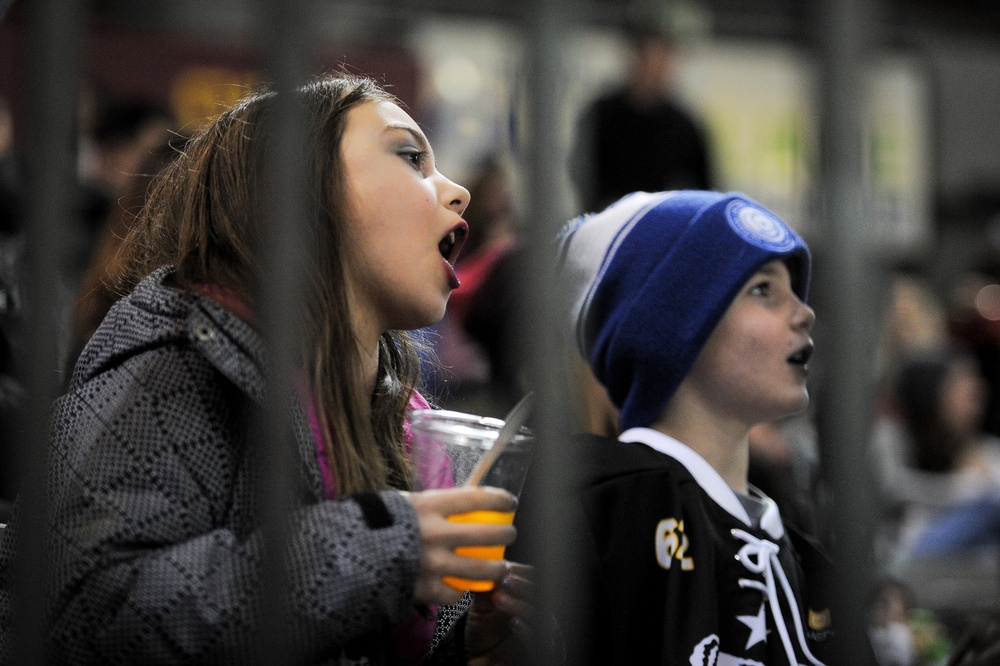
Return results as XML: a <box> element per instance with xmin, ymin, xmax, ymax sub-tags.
<box><xmin>408</xmin><ymin>409</ymin><xmax>534</xmax><ymax>591</ymax></box>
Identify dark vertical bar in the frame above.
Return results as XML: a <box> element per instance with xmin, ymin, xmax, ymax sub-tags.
<box><xmin>253</xmin><ymin>0</ymin><xmax>311</xmax><ymax>663</ymax></box>
<box><xmin>815</xmin><ymin>0</ymin><xmax>879</xmax><ymax>663</ymax></box>
<box><xmin>13</xmin><ymin>0</ymin><xmax>83</xmax><ymax>663</ymax></box>
<box><xmin>517</xmin><ymin>2</ymin><xmax>580</xmax><ymax>663</ymax></box>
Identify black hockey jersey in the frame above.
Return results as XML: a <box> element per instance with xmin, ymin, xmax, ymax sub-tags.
<box><xmin>519</xmin><ymin>428</ymin><xmax>835</xmax><ymax>665</ymax></box>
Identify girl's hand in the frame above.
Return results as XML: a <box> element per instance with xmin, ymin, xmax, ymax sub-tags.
<box><xmin>464</xmin><ymin>562</ymin><xmax>536</xmax><ymax>665</ymax></box>
<box><xmin>402</xmin><ymin>487</ymin><xmax>517</xmax><ymax>606</ymax></box>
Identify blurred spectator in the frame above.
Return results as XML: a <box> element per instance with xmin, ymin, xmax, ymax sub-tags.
<box><xmin>570</xmin><ymin>26</ymin><xmax>713</xmax><ymax>214</ymax></box>
<box><xmin>946</xmin><ymin>271</ymin><xmax>1000</xmax><ymax>439</ymax></box>
<box><xmin>870</xmin><ymin>578</ymin><xmax>919</xmax><ymax>666</ymax></box>
<box><xmin>877</xmin><ymin>272</ymin><xmax>949</xmax><ymax>381</ymax></box>
<box><xmin>47</xmin><ymin>97</ymin><xmax>177</xmax><ymax>375</ymax></box>
<box><xmin>908</xmin><ymin>492</ymin><xmax>1000</xmax><ymax>556</ymax></box>
<box><xmin>72</xmin><ymin>97</ymin><xmax>174</xmax><ymax>282</ymax></box>
<box><xmin>66</xmin><ymin>136</ymin><xmax>178</xmax><ymax>368</ymax></box>
<box><xmin>868</xmin><ymin>577</ymin><xmax>959</xmax><ymax>666</ymax></box>
<box><xmin>872</xmin><ymin>345</ymin><xmax>1000</xmax><ymax>561</ymax></box>
<box><xmin>748</xmin><ymin>413</ymin><xmax>827</xmax><ymax>543</ymax></box>
<box><xmin>427</xmin><ymin>155</ymin><xmax>528</xmax><ymax>417</ymax></box>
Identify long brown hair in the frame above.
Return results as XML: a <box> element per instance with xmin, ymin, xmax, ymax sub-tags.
<box><xmin>116</xmin><ymin>74</ymin><xmax>420</xmax><ymax>494</ymax></box>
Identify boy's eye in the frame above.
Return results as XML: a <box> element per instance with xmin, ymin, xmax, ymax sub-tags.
<box><xmin>750</xmin><ymin>281</ymin><xmax>771</xmax><ymax>297</ymax></box>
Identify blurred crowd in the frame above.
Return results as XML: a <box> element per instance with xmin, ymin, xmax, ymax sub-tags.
<box><xmin>866</xmin><ymin>271</ymin><xmax>1000</xmax><ymax>665</ymax></box>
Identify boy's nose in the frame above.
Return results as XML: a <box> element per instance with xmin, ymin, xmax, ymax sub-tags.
<box><xmin>795</xmin><ymin>301</ymin><xmax>816</xmax><ymax>330</ymax></box>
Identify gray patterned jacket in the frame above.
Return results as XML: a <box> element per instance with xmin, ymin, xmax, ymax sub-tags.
<box><xmin>5</xmin><ymin>266</ymin><xmax>440</xmax><ymax>665</ymax></box>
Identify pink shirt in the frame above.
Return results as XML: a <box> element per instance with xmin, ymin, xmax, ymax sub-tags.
<box><xmin>308</xmin><ymin>390</ymin><xmax>448</xmax><ymax>498</ymax></box>
<box><xmin>306</xmin><ymin>389</ymin><xmax>447</xmax><ymax>665</ymax></box>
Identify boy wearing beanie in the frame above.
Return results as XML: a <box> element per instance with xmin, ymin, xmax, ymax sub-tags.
<box><xmin>552</xmin><ymin>191</ymin><xmax>833</xmax><ymax>665</ymax></box>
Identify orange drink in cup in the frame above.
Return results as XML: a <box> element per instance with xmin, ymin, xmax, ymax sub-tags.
<box><xmin>408</xmin><ymin>408</ymin><xmax>535</xmax><ymax>592</ymax></box>
<box><xmin>443</xmin><ymin>510</ymin><xmax>516</xmax><ymax>592</ymax></box>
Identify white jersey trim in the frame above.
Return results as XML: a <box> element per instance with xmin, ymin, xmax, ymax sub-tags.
<box><xmin>619</xmin><ymin>427</ymin><xmax>754</xmax><ymax>528</ymax></box>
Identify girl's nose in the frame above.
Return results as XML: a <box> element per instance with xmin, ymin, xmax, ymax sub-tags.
<box><xmin>440</xmin><ymin>175</ymin><xmax>470</xmax><ymax>215</ymax></box>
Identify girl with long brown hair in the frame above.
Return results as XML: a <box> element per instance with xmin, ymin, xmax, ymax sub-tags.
<box><xmin>2</xmin><ymin>74</ymin><xmax>532</xmax><ymax>664</ymax></box>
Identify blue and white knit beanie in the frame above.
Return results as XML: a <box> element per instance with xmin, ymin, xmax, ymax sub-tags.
<box><xmin>556</xmin><ymin>190</ymin><xmax>811</xmax><ymax>431</ymax></box>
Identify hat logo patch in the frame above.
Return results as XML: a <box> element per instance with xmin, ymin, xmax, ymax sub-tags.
<box><xmin>726</xmin><ymin>201</ymin><xmax>796</xmax><ymax>252</ymax></box>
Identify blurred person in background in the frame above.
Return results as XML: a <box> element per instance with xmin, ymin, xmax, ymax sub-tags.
<box><xmin>872</xmin><ymin>345</ymin><xmax>1000</xmax><ymax>562</ymax></box>
<box><xmin>427</xmin><ymin>155</ymin><xmax>531</xmax><ymax>419</ymax></box>
<box><xmin>946</xmin><ymin>270</ymin><xmax>1000</xmax><ymax>439</ymax></box>
<box><xmin>570</xmin><ymin>26</ymin><xmax>713</xmax><ymax>214</ymax></box>
<box><xmin>50</xmin><ymin>96</ymin><xmax>178</xmax><ymax>375</ymax></box>
<box><xmin>868</xmin><ymin>577</ymin><xmax>954</xmax><ymax>666</ymax></box>
<box><xmin>869</xmin><ymin>578</ymin><xmax>919</xmax><ymax>666</ymax></box>
<box><xmin>748</xmin><ymin>413</ymin><xmax>827</xmax><ymax>546</ymax></box>
<box><xmin>65</xmin><ymin>136</ymin><xmax>179</xmax><ymax>371</ymax></box>
<box><xmin>72</xmin><ymin>97</ymin><xmax>175</xmax><ymax>282</ymax></box>
<box><xmin>876</xmin><ymin>272</ymin><xmax>949</xmax><ymax>384</ymax></box>
<box><xmin>869</xmin><ymin>275</ymin><xmax>1000</xmax><ymax>664</ymax></box>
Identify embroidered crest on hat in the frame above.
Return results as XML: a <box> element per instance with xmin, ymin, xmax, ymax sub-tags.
<box><xmin>726</xmin><ymin>200</ymin><xmax>797</xmax><ymax>252</ymax></box>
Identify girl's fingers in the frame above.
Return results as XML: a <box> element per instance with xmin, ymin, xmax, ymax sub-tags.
<box><xmin>442</xmin><ymin>523</ymin><xmax>516</xmax><ymax>548</ymax></box>
<box><xmin>408</xmin><ymin>487</ymin><xmax>522</xmax><ymax>606</ymax></box>
<box><xmin>416</xmin><ymin>512</ymin><xmax>516</xmax><ymax>552</ymax></box>
<box><xmin>406</xmin><ymin>486</ymin><xmax>517</xmax><ymax>516</ymax></box>
<box><xmin>423</xmin><ymin>548</ymin><xmax>511</xmax><ymax>582</ymax></box>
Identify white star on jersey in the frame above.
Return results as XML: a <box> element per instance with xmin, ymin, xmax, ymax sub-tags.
<box><xmin>737</xmin><ymin>603</ymin><xmax>770</xmax><ymax>649</ymax></box>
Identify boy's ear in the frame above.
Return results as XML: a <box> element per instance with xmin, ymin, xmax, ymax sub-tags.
<box><xmin>567</xmin><ymin>350</ymin><xmax>620</xmax><ymax>438</ymax></box>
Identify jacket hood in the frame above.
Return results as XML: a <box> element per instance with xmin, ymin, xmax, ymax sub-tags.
<box><xmin>72</xmin><ymin>266</ymin><xmax>267</xmax><ymax>399</ymax></box>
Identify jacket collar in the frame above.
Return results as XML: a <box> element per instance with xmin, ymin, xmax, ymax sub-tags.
<box><xmin>619</xmin><ymin>426</ymin><xmax>784</xmax><ymax>539</ymax></box>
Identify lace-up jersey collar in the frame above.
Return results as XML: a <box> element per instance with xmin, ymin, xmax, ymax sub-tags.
<box><xmin>619</xmin><ymin>427</ymin><xmax>825</xmax><ymax>666</ymax></box>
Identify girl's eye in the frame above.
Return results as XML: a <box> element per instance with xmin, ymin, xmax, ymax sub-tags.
<box><xmin>401</xmin><ymin>149</ymin><xmax>428</xmax><ymax>172</ymax></box>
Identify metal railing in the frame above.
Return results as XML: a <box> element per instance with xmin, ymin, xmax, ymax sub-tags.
<box><xmin>10</xmin><ymin>0</ymin><xmax>83</xmax><ymax>662</ymax></box>
<box><xmin>813</xmin><ymin>0</ymin><xmax>880</xmax><ymax>662</ymax></box>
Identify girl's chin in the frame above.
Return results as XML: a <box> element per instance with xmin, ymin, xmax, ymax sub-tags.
<box><xmin>397</xmin><ymin>306</ymin><xmax>448</xmax><ymax>333</ymax></box>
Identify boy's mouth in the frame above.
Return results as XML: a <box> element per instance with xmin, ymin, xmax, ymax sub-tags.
<box><xmin>787</xmin><ymin>341</ymin><xmax>814</xmax><ymax>367</ymax></box>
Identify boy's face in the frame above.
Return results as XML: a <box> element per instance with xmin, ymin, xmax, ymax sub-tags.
<box><xmin>684</xmin><ymin>260</ymin><xmax>815</xmax><ymax>426</ymax></box>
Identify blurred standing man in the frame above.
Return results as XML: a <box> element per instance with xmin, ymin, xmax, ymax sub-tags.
<box><xmin>571</xmin><ymin>27</ymin><xmax>713</xmax><ymax>213</ymax></box>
